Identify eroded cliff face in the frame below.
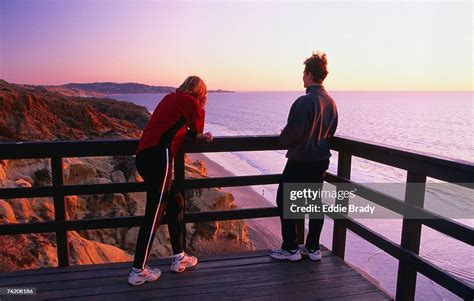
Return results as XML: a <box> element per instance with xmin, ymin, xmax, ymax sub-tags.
<box><xmin>0</xmin><ymin>80</ymin><xmax>148</xmax><ymax>141</ymax></box>
<box><xmin>0</xmin><ymin>80</ymin><xmax>253</xmax><ymax>272</ymax></box>
<box><xmin>0</xmin><ymin>155</ymin><xmax>253</xmax><ymax>271</ymax></box>
<box><xmin>183</xmin><ymin>156</ymin><xmax>253</xmax><ymax>255</ymax></box>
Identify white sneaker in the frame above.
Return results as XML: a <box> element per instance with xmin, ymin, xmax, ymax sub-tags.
<box><xmin>170</xmin><ymin>252</ymin><xmax>198</xmax><ymax>273</ymax></box>
<box><xmin>269</xmin><ymin>248</ymin><xmax>302</xmax><ymax>261</ymax></box>
<box><xmin>128</xmin><ymin>266</ymin><xmax>161</xmax><ymax>286</ymax></box>
<box><xmin>299</xmin><ymin>245</ymin><xmax>322</xmax><ymax>261</ymax></box>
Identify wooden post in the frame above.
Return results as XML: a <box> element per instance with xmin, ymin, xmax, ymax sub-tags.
<box><xmin>51</xmin><ymin>156</ymin><xmax>69</xmax><ymax>267</ymax></box>
<box><xmin>395</xmin><ymin>172</ymin><xmax>426</xmax><ymax>301</ymax></box>
<box><xmin>174</xmin><ymin>149</ymin><xmax>186</xmax><ymax>252</ymax></box>
<box><xmin>332</xmin><ymin>153</ymin><xmax>352</xmax><ymax>259</ymax></box>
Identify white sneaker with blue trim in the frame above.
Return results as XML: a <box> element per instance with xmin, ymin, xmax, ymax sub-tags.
<box><xmin>269</xmin><ymin>248</ymin><xmax>302</xmax><ymax>261</ymax></box>
<box><xmin>299</xmin><ymin>244</ymin><xmax>322</xmax><ymax>261</ymax></box>
<box><xmin>170</xmin><ymin>252</ymin><xmax>198</xmax><ymax>273</ymax></box>
<box><xmin>128</xmin><ymin>266</ymin><xmax>161</xmax><ymax>286</ymax></box>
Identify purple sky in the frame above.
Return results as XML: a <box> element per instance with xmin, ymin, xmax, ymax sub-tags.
<box><xmin>1</xmin><ymin>0</ymin><xmax>472</xmax><ymax>91</ymax></box>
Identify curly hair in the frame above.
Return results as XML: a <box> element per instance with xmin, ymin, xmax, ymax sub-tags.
<box><xmin>176</xmin><ymin>76</ymin><xmax>207</xmax><ymax>100</ymax></box>
<box><xmin>304</xmin><ymin>51</ymin><xmax>328</xmax><ymax>82</ymax></box>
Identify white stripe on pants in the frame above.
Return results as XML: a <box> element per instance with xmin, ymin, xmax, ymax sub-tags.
<box><xmin>141</xmin><ymin>147</ymin><xmax>170</xmax><ymax>269</ymax></box>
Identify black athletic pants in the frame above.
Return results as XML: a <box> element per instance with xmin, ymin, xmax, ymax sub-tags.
<box><xmin>132</xmin><ymin>145</ymin><xmax>184</xmax><ymax>269</ymax></box>
<box><xmin>276</xmin><ymin>158</ymin><xmax>329</xmax><ymax>251</ymax></box>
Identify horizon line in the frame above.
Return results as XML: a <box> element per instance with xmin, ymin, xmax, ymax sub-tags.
<box><xmin>2</xmin><ymin>79</ymin><xmax>472</xmax><ymax>93</ymax></box>
<box><xmin>234</xmin><ymin>89</ymin><xmax>474</xmax><ymax>93</ymax></box>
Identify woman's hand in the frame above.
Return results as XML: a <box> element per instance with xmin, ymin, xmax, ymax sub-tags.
<box><xmin>196</xmin><ymin>132</ymin><xmax>213</xmax><ymax>142</ymax></box>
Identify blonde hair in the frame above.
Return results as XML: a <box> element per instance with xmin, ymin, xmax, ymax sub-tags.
<box><xmin>176</xmin><ymin>76</ymin><xmax>207</xmax><ymax>100</ymax></box>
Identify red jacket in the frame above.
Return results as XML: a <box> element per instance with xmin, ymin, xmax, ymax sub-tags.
<box><xmin>136</xmin><ymin>92</ymin><xmax>205</xmax><ymax>158</ymax></box>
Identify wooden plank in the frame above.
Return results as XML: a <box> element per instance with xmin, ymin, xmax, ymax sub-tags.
<box><xmin>80</xmin><ymin>274</ymin><xmax>374</xmax><ymax>301</ymax></box>
<box><xmin>0</xmin><ymin>216</ymin><xmax>143</xmax><ymax>235</ymax></box>
<box><xmin>325</xmin><ymin>173</ymin><xmax>473</xmax><ymax>245</ymax></box>
<box><xmin>0</xmin><ymin>249</ymin><xmax>283</xmax><ymax>278</ymax></box>
<box><xmin>1</xmin><ymin>136</ymin><xmax>472</xmax><ymax>184</ymax></box>
<box><xmin>0</xmin><ymin>186</ymin><xmax>54</xmax><ymax>199</ymax></box>
<box><xmin>182</xmin><ymin>136</ymin><xmax>282</xmax><ymax>153</ymax></box>
<box><xmin>174</xmin><ymin>174</ymin><xmax>282</xmax><ymax>189</ymax></box>
<box><xmin>34</xmin><ymin>264</ymin><xmax>347</xmax><ymax>296</ymax></box>
<box><xmin>2</xmin><ymin>252</ymin><xmax>337</xmax><ymax>286</ymax></box>
<box><xmin>0</xmin><ymin>247</ymin><xmax>387</xmax><ymax>300</ymax></box>
<box><xmin>332</xmin><ymin>152</ymin><xmax>351</xmax><ymax>259</ymax></box>
<box><xmin>231</xmin><ymin>283</ymin><xmax>381</xmax><ymax>301</ymax></box>
<box><xmin>1</xmin><ymin>254</ymin><xmax>277</xmax><ymax>285</ymax></box>
<box><xmin>154</xmin><ymin>294</ymin><xmax>226</xmax><ymax>301</ymax></box>
<box><xmin>38</xmin><ymin>262</ymin><xmax>362</xmax><ymax>300</ymax></box>
<box><xmin>0</xmin><ymin>182</ymin><xmax>145</xmax><ymax>199</ymax></box>
<box><xmin>396</xmin><ymin>172</ymin><xmax>426</xmax><ymax>301</ymax></box>
<box><xmin>331</xmin><ymin>136</ymin><xmax>474</xmax><ymax>187</ymax></box>
<box><xmin>319</xmin><ymin>291</ymin><xmax>393</xmax><ymax>301</ymax></box>
<box><xmin>51</xmin><ymin>156</ymin><xmax>69</xmax><ymax>267</ymax></box>
<box><xmin>227</xmin><ymin>282</ymin><xmax>380</xmax><ymax>301</ymax></box>
<box><xmin>32</xmin><ymin>259</ymin><xmax>350</xmax><ymax>296</ymax></box>
<box><xmin>0</xmin><ymin>139</ymin><xmax>138</xmax><ymax>159</ymax></box>
<box><xmin>0</xmin><ymin>207</ymin><xmax>280</xmax><ymax>236</ymax></box>
<box><xmin>184</xmin><ymin>207</ymin><xmax>279</xmax><ymax>223</ymax></box>
<box><xmin>241</xmin><ymin>290</ymin><xmax>392</xmax><ymax>301</ymax></box>
<box><xmin>36</xmin><ymin>262</ymin><xmax>346</xmax><ymax>298</ymax></box>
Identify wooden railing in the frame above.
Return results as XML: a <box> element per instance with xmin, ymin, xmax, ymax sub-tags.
<box><xmin>0</xmin><ymin>136</ymin><xmax>472</xmax><ymax>301</ymax></box>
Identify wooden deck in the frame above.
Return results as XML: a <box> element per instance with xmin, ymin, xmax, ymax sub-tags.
<box><xmin>0</xmin><ymin>248</ymin><xmax>392</xmax><ymax>301</ymax></box>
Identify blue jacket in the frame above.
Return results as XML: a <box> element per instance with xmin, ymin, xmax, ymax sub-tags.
<box><xmin>279</xmin><ymin>84</ymin><xmax>338</xmax><ymax>161</ymax></box>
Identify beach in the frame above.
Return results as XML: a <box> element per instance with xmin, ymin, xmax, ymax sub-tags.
<box><xmin>188</xmin><ymin>153</ymin><xmax>282</xmax><ymax>250</ymax></box>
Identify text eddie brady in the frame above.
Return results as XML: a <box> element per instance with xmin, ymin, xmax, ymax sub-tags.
<box><xmin>282</xmin><ymin>183</ymin><xmax>375</xmax><ymax>219</ymax></box>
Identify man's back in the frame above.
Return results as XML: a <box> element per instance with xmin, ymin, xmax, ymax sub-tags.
<box><xmin>279</xmin><ymin>84</ymin><xmax>338</xmax><ymax>162</ymax></box>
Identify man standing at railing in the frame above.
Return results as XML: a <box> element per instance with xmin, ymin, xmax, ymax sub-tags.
<box><xmin>270</xmin><ymin>51</ymin><xmax>338</xmax><ymax>261</ymax></box>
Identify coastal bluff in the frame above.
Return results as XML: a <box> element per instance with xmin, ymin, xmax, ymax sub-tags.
<box><xmin>0</xmin><ymin>80</ymin><xmax>149</xmax><ymax>141</ymax></box>
<box><xmin>0</xmin><ymin>80</ymin><xmax>253</xmax><ymax>272</ymax></box>
<box><xmin>15</xmin><ymin>81</ymin><xmax>233</xmax><ymax>98</ymax></box>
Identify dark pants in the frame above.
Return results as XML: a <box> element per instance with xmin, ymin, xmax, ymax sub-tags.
<box><xmin>276</xmin><ymin>159</ymin><xmax>329</xmax><ymax>251</ymax></box>
<box><xmin>132</xmin><ymin>145</ymin><xmax>185</xmax><ymax>269</ymax></box>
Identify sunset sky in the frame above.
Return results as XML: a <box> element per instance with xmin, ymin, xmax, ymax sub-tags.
<box><xmin>1</xmin><ymin>1</ymin><xmax>472</xmax><ymax>91</ymax></box>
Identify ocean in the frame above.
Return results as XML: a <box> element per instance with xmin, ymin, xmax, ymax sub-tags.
<box><xmin>111</xmin><ymin>91</ymin><xmax>473</xmax><ymax>300</ymax></box>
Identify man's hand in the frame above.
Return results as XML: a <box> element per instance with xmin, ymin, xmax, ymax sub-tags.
<box><xmin>196</xmin><ymin>132</ymin><xmax>213</xmax><ymax>142</ymax></box>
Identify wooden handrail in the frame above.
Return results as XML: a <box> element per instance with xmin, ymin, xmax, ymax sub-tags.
<box><xmin>0</xmin><ymin>135</ymin><xmax>472</xmax><ymax>300</ymax></box>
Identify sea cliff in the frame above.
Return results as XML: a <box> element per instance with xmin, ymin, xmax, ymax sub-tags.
<box><xmin>0</xmin><ymin>80</ymin><xmax>253</xmax><ymax>272</ymax></box>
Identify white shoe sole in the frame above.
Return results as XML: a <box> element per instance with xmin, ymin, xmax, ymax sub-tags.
<box><xmin>307</xmin><ymin>254</ymin><xmax>322</xmax><ymax>261</ymax></box>
<box><xmin>299</xmin><ymin>250</ymin><xmax>322</xmax><ymax>261</ymax></box>
<box><xmin>128</xmin><ymin>271</ymin><xmax>161</xmax><ymax>286</ymax></box>
<box><xmin>129</xmin><ymin>280</ymin><xmax>146</xmax><ymax>286</ymax></box>
<box><xmin>171</xmin><ymin>260</ymin><xmax>198</xmax><ymax>273</ymax></box>
<box><xmin>269</xmin><ymin>252</ymin><xmax>302</xmax><ymax>261</ymax></box>
<box><xmin>128</xmin><ymin>275</ymin><xmax>160</xmax><ymax>286</ymax></box>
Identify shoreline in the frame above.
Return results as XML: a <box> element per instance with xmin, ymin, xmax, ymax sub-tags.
<box><xmin>188</xmin><ymin>153</ymin><xmax>281</xmax><ymax>250</ymax></box>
